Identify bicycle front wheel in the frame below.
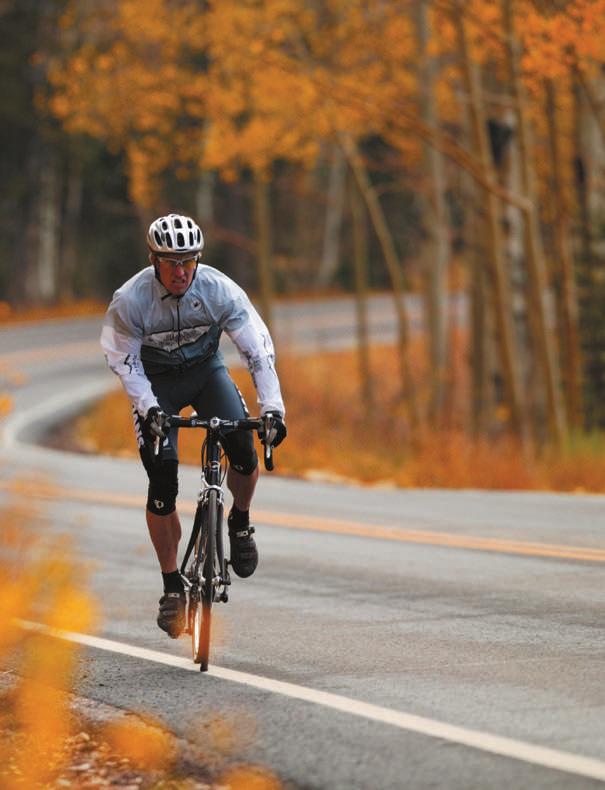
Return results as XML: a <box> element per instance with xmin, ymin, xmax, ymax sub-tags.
<box><xmin>192</xmin><ymin>489</ymin><xmax>217</xmax><ymax>671</ymax></box>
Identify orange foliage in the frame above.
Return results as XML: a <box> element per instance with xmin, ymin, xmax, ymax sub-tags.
<box><xmin>77</xmin><ymin>345</ymin><xmax>605</xmax><ymax>492</ymax></box>
<box><xmin>46</xmin><ymin>0</ymin><xmax>605</xmax><ymax>220</ymax></box>
<box><xmin>0</xmin><ymin>488</ymin><xmax>97</xmax><ymax>788</ymax></box>
<box><xmin>0</xmin><ymin>394</ymin><xmax>13</xmax><ymax>418</ymax></box>
<box><xmin>48</xmin><ymin>0</ymin><xmax>420</xmax><ymax>204</ymax></box>
<box><xmin>104</xmin><ymin>719</ymin><xmax>173</xmax><ymax>770</ymax></box>
<box><xmin>219</xmin><ymin>765</ymin><xmax>282</xmax><ymax>790</ymax></box>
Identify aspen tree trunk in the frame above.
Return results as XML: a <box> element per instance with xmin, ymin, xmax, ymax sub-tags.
<box><xmin>253</xmin><ymin>172</ymin><xmax>274</xmax><ymax>335</ymax></box>
<box><xmin>20</xmin><ymin>140</ymin><xmax>42</xmax><ymax>305</ymax></box>
<box><xmin>317</xmin><ymin>145</ymin><xmax>346</xmax><ymax>287</ymax></box>
<box><xmin>545</xmin><ymin>80</ymin><xmax>583</xmax><ymax>429</ymax></box>
<box><xmin>196</xmin><ymin>170</ymin><xmax>215</xmax><ymax>225</ymax></box>
<box><xmin>461</xmin><ymin>109</ymin><xmax>493</xmax><ymax>435</ymax></box>
<box><xmin>502</xmin><ymin>0</ymin><xmax>566</xmax><ymax>446</ymax></box>
<box><xmin>465</xmin><ymin>160</ymin><xmax>493</xmax><ymax>435</ymax></box>
<box><xmin>60</xmin><ymin>151</ymin><xmax>83</xmax><ymax>301</ymax></box>
<box><xmin>340</xmin><ymin>133</ymin><xmax>419</xmax><ymax>431</ymax></box>
<box><xmin>349</xmin><ymin>172</ymin><xmax>373</xmax><ymax>412</ymax></box>
<box><xmin>575</xmin><ymin>66</ymin><xmax>605</xmax><ymax>145</ymax></box>
<box><xmin>294</xmin><ymin>166</ymin><xmax>319</xmax><ymax>292</ymax></box>
<box><xmin>573</xmin><ymin>83</ymin><xmax>593</xmax><ymax>270</ymax></box>
<box><xmin>470</xmin><ymin>248</ymin><xmax>491</xmax><ymax>435</ymax></box>
<box><xmin>416</xmin><ymin>0</ymin><xmax>450</xmax><ymax>424</ymax></box>
<box><xmin>493</xmin><ymin>112</ymin><xmax>536</xmax><ymax>430</ymax></box>
<box><xmin>37</xmin><ymin>150</ymin><xmax>60</xmax><ymax>304</ymax></box>
<box><xmin>452</xmin><ymin>13</ymin><xmax>527</xmax><ymax>441</ymax></box>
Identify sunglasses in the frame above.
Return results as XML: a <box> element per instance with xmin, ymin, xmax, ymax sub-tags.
<box><xmin>156</xmin><ymin>255</ymin><xmax>199</xmax><ymax>271</ymax></box>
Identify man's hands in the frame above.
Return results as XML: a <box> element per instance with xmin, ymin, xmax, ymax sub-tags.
<box><xmin>259</xmin><ymin>411</ymin><xmax>287</xmax><ymax>448</ymax></box>
<box><xmin>142</xmin><ymin>406</ymin><xmax>168</xmax><ymax>445</ymax></box>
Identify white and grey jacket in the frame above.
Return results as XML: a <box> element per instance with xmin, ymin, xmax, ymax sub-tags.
<box><xmin>100</xmin><ymin>264</ymin><xmax>285</xmax><ymax>418</ymax></box>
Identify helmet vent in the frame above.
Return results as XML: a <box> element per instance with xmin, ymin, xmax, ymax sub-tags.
<box><xmin>174</xmin><ymin>217</ymin><xmax>182</xmax><ymax>228</ymax></box>
<box><xmin>161</xmin><ymin>221</ymin><xmax>168</xmax><ymax>230</ymax></box>
<box><xmin>176</xmin><ymin>231</ymin><xmax>185</xmax><ymax>247</ymax></box>
<box><xmin>165</xmin><ymin>234</ymin><xmax>173</xmax><ymax>248</ymax></box>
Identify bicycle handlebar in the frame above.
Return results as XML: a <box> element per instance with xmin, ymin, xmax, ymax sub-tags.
<box><xmin>162</xmin><ymin>414</ymin><xmax>275</xmax><ymax>471</ymax></box>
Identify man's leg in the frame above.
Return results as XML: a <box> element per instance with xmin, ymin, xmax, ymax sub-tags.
<box><xmin>132</xmin><ymin>401</ymin><xmax>186</xmax><ymax>637</ymax></box>
<box><xmin>146</xmin><ymin>509</ymin><xmax>182</xmax><ymax>571</ymax></box>
<box><xmin>142</xmin><ymin>449</ymin><xmax>186</xmax><ymax>636</ymax></box>
<box><xmin>148</xmin><ymin>503</ymin><xmax>186</xmax><ymax>638</ymax></box>
<box><xmin>227</xmin><ymin>464</ymin><xmax>259</xmax><ymax>511</ymax></box>
<box><xmin>226</xmin><ymin>461</ymin><xmax>260</xmax><ymax>578</ymax></box>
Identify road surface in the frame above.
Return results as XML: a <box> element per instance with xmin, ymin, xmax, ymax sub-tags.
<box><xmin>0</xmin><ymin>303</ymin><xmax>604</xmax><ymax>789</ymax></box>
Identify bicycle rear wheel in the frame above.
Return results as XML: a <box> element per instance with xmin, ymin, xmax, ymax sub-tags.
<box><xmin>192</xmin><ymin>489</ymin><xmax>217</xmax><ymax>671</ymax></box>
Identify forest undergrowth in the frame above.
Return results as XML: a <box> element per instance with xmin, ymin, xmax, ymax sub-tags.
<box><xmin>0</xmin><ymin>300</ymin><xmax>105</xmax><ymax>325</ymax></box>
<box><xmin>76</xmin><ymin>342</ymin><xmax>605</xmax><ymax>493</ymax></box>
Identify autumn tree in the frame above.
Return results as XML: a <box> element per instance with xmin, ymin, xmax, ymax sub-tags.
<box><xmin>44</xmin><ymin>0</ymin><xmax>605</xmax><ymax>443</ymax></box>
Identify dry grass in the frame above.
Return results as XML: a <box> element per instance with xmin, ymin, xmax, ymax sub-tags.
<box><xmin>74</xmin><ymin>344</ymin><xmax>605</xmax><ymax>492</ymax></box>
<box><xmin>0</xmin><ymin>300</ymin><xmax>104</xmax><ymax>325</ymax></box>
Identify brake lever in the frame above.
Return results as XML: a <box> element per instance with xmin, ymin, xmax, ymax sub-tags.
<box><xmin>263</xmin><ymin>415</ymin><xmax>274</xmax><ymax>471</ymax></box>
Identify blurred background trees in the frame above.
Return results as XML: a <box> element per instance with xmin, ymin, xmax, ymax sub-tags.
<box><xmin>3</xmin><ymin>0</ymin><xmax>605</xmax><ymax>444</ymax></box>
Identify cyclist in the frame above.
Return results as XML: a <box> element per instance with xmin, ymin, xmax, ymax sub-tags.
<box><xmin>100</xmin><ymin>213</ymin><xmax>286</xmax><ymax>639</ymax></box>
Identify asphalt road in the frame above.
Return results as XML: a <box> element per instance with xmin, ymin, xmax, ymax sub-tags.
<box><xmin>0</xmin><ymin>304</ymin><xmax>604</xmax><ymax>789</ymax></box>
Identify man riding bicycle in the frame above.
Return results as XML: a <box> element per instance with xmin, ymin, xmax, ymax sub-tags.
<box><xmin>100</xmin><ymin>213</ymin><xmax>286</xmax><ymax>639</ymax></box>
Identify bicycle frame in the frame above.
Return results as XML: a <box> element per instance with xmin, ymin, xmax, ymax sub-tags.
<box><xmin>179</xmin><ymin>419</ymin><xmax>229</xmax><ymax>605</ymax></box>
<box><xmin>158</xmin><ymin>414</ymin><xmax>274</xmax><ymax>671</ymax></box>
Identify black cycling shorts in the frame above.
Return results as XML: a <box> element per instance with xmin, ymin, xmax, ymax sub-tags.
<box><xmin>134</xmin><ymin>355</ymin><xmax>258</xmax><ymax>477</ymax></box>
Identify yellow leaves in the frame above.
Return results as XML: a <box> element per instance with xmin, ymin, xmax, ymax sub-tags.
<box><xmin>0</xmin><ymin>393</ymin><xmax>13</xmax><ymax>418</ymax></box>
<box><xmin>0</xmin><ymin>582</ymin><xmax>31</xmax><ymax>654</ymax></box>
<box><xmin>104</xmin><ymin>719</ymin><xmax>174</xmax><ymax>770</ymax></box>
<box><xmin>521</xmin><ymin>0</ymin><xmax>605</xmax><ymax>82</ymax></box>
<box><xmin>49</xmin><ymin>0</ymin><xmax>424</xmax><ymax>193</ymax></box>
<box><xmin>219</xmin><ymin>765</ymin><xmax>283</xmax><ymax>790</ymax></box>
<box><xmin>0</xmin><ymin>488</ymin><xmax>97</xmax><ymax>789</ymax></box>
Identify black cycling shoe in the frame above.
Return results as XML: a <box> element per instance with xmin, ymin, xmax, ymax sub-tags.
<box><xmin>228</xmin><ymin>524</ymin><xmax>258</xmax><ymax>578</ymax></box>
<box><xmin>157</xmin><ymin>592</ymin><xmax>186</xmax><ymax>638</ymax></box>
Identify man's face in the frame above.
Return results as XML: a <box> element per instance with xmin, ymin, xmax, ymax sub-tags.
<box><xmin>154</xmin><ymin>254</ymin><xmax>198</xmax><ymax>295</ymax></box>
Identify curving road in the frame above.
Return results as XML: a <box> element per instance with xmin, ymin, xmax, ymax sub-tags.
<box><xmin>1</xmin><ymin>304</ymin><xmax>604</xmax><ymax>789</ymax></box>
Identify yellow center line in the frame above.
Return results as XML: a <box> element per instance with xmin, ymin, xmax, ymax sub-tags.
<box><xmin>2</xmin><ymin>479</ymin><xmax>604</xmax><ymax>563</ymax></box>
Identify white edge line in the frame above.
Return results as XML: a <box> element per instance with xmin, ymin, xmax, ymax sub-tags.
<box><xmin>1</xmin><ymin>377</ymin><xmax>116</xmax><ymax>449</ymax></box>
<box><xmin>16</xmin><ymin>619</ymin><xmax>605</xmax><ymax>784</ymax></box>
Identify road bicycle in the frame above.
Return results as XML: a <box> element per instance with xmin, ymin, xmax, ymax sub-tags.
<box><xmin>157</xmin><ymin>414</ymin><xmax>274</xmax><ymax>672</ymax></box>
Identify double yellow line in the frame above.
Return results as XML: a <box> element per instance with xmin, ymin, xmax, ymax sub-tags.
<box><xmin>3</xmin><ymin>479</ymin><xmax>604</xmax><ymax>564</ymax></box>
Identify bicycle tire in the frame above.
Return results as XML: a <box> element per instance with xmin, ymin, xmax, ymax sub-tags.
<box><xmin>192</xmin><ymin>489</ymin><xmax>217</xmax><ymax>670</ymax></box>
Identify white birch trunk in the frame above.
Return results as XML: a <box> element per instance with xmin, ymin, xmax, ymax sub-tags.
<box><xmin>317</xmin><ymin>145</ymin><xmax>347</xmax><ymax>287</ymax></box>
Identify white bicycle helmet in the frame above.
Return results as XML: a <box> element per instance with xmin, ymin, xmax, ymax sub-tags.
<box><xmin>147</xmin><ymin>213</ymin><xmax>204</xmax><ymax>254</ymax></box>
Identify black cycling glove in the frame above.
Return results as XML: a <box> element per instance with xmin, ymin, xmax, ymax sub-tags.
<box><xmin>142</xmin><ymin>406</ymin><xmax>168</xmax><ymax>445</ymax></box>
<box><xmin>259</xmin><ymin>412</ymin><xmax>287</xmax><ymax>448</ymax></box>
